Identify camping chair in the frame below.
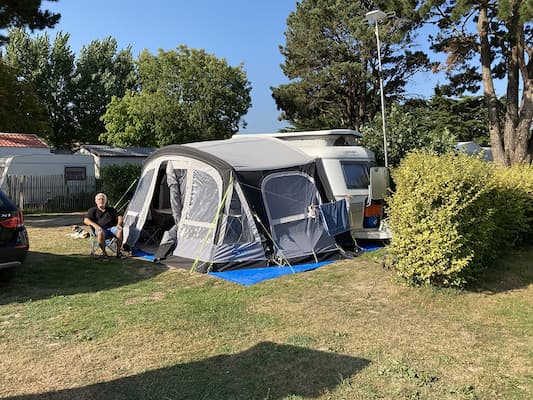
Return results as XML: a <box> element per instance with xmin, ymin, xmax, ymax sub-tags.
<box><xmin>87</xmin><ymin>226</ymin><xmax>118</xmax><ymax>258</ymax></box>
<box><xmin>138</xmin><ymin>208</ymin><xmax>173</xmax><ymax>247</ymax></box>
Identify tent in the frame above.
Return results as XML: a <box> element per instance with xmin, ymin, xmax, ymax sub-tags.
<box><xmin>122</xmin><ymin>136</ymin><xmax>346</xmax><ymax>272</ymax></box>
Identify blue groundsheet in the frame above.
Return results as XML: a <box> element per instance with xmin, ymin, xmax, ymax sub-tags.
<box><xmin>133</xmin><ymin>241</ymin><xmax>383</xmax><ymax>286</ymax></box>
<box><xmin>132</xmin><ymin>249</ymin><xmax>336</xmax><ymax>286</ymax></box>
<box><xmin>358</xmin><ymin>240</ymin><xmax>386</xmax><ymax>252</ymax></box>
<box><xmin>132</xmin><ymin>249</ymin><xmax>156</xmax><ymax>261</ymax></box>
<box><xmin>208</xmin><ymin>260</ymin><xmax>336</xmax><ymax>286</ymax></box>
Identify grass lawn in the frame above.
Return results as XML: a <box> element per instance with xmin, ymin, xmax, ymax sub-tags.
<box><xmin>0</xmin><ymin>222</ymin><xmax>531</xmax><ymax>399</ymax></box>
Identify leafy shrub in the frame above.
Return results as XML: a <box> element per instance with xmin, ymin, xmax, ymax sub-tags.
<box><xmin>492</xmin><ymin>164</ymin><xmax>533</xmax><ymax>246</ymax></box>
<box><xmin>100</xmin><ymin>164</ymin><xmax>142</xmax><ymax>210</ymax></box>
<box><xmin>387</xmin><ymin>152</ymin><xmax>497</xmax><ymax>287</ymax></box>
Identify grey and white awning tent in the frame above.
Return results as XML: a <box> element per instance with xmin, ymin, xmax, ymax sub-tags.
<box><xmin>122</xmin><ymin>135</ymin><xmax>345</xmax><ymax>272</ymax></box>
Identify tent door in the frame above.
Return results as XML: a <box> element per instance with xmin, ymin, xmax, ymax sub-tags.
<box><xmin>261</xmin><ymin>171</ymin><xmax>337</xmax><ymax>261</ymax></box>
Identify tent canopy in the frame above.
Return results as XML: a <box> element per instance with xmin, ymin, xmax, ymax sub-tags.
<box><xmin>186</xmin><ymin>135</ymin><xmax>315</xmax><ymax>171</ymax></box>
<box><xmin>123</xmin><ymin>136</ymin><xmax>345</xmax><ymax>272</ymax></box>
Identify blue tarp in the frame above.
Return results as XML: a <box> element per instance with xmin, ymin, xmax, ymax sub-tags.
<box><xmin>132</xmin><ymin>248</ymin><xmax>336</xmax><ymax>285</ymax></box>
<box><xmin>358</xmin><ymin>240</ymin><xmax>385</xmax><ymax>252</ymax></box>
<box><xmin>208</xmin><ymin>260</ymin><xmax>336</xmax><ymax>286</ymax></box>
<box><xmin>132</xmin><ymin>249</ymin><xmax>156</xmax><ymax>261</ymax></box>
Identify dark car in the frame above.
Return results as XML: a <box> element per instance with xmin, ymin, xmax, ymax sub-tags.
<box><xmin>0</xmin><ymin>190</ymin><xmax>29</xmax><ymax>282</ymax></box>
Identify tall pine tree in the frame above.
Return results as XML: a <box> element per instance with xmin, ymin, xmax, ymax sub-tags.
<box><xmin>272</xmin><ymin>0</ymin><xmax>433</xmax><ymax>131</ymax></box>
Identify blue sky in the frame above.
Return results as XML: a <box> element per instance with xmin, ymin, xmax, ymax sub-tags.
<box><xmin>42</xmin><ymin>0</ymin><xmax>448</xmax><ymax>133</ymax></box>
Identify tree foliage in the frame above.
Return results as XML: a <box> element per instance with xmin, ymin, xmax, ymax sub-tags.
<box><xmin>419</xmin><ymin>0</ymin><xmax>533</xmax><ymax>165</ymax></box>
<box><xmin>72</xmin><ymin>38</ymin><xmax>135</xmax><ymax>144</ymax></box>
<box><xmin>3</xmin><ymin>28</ymin><xmax>76</xmax><ymax>147</ymax></box>
<box><xmin>101</xmin><ymin>46</ymin><xmax>252</xmax><ymax>147</ymax></box>
<box><xmin>362</xmin><ymin>94</ymin><xmax>491</xmax><ymax>167</ymax></box>
<box><xmin>0</xmin><ymin>0</ymin><xmax>60</xmax><ymax>44</ymax></box>
<box><xmin>0</xmin><ymin>60</ymin><xmax>51</xmax><ymax>134</ymax></box>
<box><xmin>272</xmin><ymin>0</ymin><xmax>433</xmax><ymax>131</ymax></box>
<box><xmin>2</xmin><ymin>29</ymin><xmax>134</xmax><ymax>148</ymax></box>
<box><xmin>361</xmin><ymin>103</ymin><xmax>456</xmax><ymax>166</ymax></box>
<box><xmin>404</xmin><ymin>93</ymin><xmax>491</xmax><ymax>144</ymax></box>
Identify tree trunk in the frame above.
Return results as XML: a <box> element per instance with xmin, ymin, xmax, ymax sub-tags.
<box><xmin>477</xmin><ymin>6</ymin><xmax>507</xmax><ymax>165</ymax></box>
<box><xmin>518</xmin><ymin>12</ymin><xmax>533</xmax><ymax>164</ymax></box>
<box><xmin>503</xmin><ymin>8</ymin><xmax>521</xmax><ymax>163</ymax></box>
<box><xmin>503</xmin><ymin>2</ymin><xmax>532</xmax><ymax>165</ymax></box>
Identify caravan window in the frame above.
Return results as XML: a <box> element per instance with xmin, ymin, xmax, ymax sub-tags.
<box><xmin>340</xmin><ymin>162</ymin><xmax>371</xmax><ymax>189</ymax></box>
<box><xmin>64</xmin><ymin>167</ymin><xmax>87</xmax><ymax>181</ymax></box>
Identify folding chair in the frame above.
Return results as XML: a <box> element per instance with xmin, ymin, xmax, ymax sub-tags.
<box><xmin>138</xmin><ymin>208</ymin><xmax>172</xmax><ymax>247</ymax></box>
<box><xmin>87</xmin><ymin>226</ymin><xmax>118</xmax><ymax>258</ymax></box>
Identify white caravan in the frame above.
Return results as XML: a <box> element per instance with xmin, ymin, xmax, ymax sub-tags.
<box><xmin>234</xmin><ymin>129</ymin><xmax>391</xmax><ymax>240</ymax></box>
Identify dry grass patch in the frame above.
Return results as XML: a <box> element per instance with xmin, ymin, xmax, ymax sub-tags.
<box><xmin>0</xmin><ymin>222</ymin><xmax>531</xmax><ymax>399</ymax></box>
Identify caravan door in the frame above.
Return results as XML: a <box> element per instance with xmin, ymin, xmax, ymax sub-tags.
<box><xmin>261</xmin><ymin>171</ymin><xmax>337</xmax><ymax>261</ymax></box>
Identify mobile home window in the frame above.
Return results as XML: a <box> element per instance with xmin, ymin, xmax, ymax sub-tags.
<box><xmin>340</xmin><ymin>162</ymin><xmax>370</xmax><ymax>189</ymax></box>
<box><xmin>64</xmin><ymin>166</ymin><xmax>87</xmax><ymax>181</ymax></box>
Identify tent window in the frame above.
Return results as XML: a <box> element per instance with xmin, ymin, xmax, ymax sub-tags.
<box><xmin>263</xmin><ymin>173</ymin><xmax>319</xmax><ymax>221</ymax></box>
<box><xmin>182</xmin><ymin>225</ymin><xmax>214</xmax><ymax>241</ymax></box>
<box><xmin>129</xmin><ymin>169</ymin><xmax>155</xmax><ymax>212</ymax></box>
<box><xmin>222</xmin><ymin>188</ymin><xmax>254</xmax><ymax>244</ymax></box>
<box><xmin>185</xmin><ymin>170</ymin><xmax>219</xmax><ymax>223</ymax></box>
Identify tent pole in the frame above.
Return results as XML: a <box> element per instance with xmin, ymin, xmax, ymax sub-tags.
<box><xmin>252</xmin><ymin>213</ymin><xmax>291</xmax><ymax>267</ymax></box>
<box><xmin>113</xmin><ymin>178</ymin><xmax>139</xmax><ymax>212</ymax></box>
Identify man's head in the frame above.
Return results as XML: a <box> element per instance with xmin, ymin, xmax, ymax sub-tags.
<box><xmin>95</xmin><ymin>193</ymin><xmax>107</xmax><ymax>210</ymax></box>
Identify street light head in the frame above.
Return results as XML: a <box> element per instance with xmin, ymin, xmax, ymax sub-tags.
<box><xmin>365</xmin><ymin>9</ymin><xmax>387</xmax><ymax>23</ymax></box>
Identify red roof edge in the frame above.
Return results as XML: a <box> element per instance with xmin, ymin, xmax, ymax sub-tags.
<box><xmin>0</xmin><ymin>133</ymin><xmax>50</xmax><ymax>148</ymax></box>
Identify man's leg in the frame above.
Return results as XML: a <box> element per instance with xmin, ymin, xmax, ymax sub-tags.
<box><xmin>97</xmin><ymin>229</ymin><xmax>108</xmax><ymax>256</ymax></box>
<box><xmin>108</xmin><ymin>226</ymin><xmax>124</xmax><ymax>257</ymax></box>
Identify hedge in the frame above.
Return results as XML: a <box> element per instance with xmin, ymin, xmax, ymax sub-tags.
<box><xmin>100</xmin><ymin>164</ymin><xmax>142</xmax><ymax>211</ymax></box>
<box><xmin>386</xmin><ymin>152</ymin><xmax>533</xmax><ymax>288</ymax></box>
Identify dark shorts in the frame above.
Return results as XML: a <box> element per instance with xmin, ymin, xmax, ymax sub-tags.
<box><xmin>103</xmin><ymin>226</ymin><xmax>121</xmax><ymax>238</ymax></box>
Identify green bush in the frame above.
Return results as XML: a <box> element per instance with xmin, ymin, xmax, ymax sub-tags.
<box><xmin>387</xmin><ymin>152</ymin><xmax>497</xmax><ymax>287</ymax></box>
<box><xmin>100</xmin><ymin>164</ymin><xmax>142</xmax><ymax>210</ymax></box>
<box><xmin>493</xmin><ymin>164</ymin><xmax>533</xmax><ymax>246</ymax></box>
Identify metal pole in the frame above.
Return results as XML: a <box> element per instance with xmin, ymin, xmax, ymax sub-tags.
<box><xmin>374</xmin><ymin>22</ymin><xmax>388</xmax><ymax>168</ymax></box>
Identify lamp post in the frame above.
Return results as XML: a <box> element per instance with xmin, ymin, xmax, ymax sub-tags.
<box><xmin>365</xmin><ymin>9</ymin><xmax>388</xmax><ymax>168</ymax></box>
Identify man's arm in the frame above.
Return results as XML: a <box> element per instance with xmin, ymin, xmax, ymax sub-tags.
<box><xmin>84</xmin><ymin>209</ymin><xmax>102</xmax><ymax>232</ymax></box>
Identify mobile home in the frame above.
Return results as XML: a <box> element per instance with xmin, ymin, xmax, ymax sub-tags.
<box><xmin>0</xmin><ymin>154</ymin><xmax>96</xmax><ymax>206</ymax></box>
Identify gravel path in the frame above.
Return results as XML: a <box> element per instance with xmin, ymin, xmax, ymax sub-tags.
<box><xmin>24</xmin><ymin>213</ymin><xmax>86</xmax><ymax>228</ymax></box>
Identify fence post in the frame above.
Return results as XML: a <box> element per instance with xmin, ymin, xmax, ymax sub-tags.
<box><xmin>18</xmin><ymin>176</ymin><xmax>24</xmax><ymax>211</ymax></box>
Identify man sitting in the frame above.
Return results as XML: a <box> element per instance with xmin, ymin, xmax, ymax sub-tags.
<box><xmin>84</xmin><ymin>192</ymin><xmax>124</xmax><ymax>258</ymax></box>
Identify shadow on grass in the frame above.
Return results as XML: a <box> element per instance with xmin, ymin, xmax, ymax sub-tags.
<box><xmin>0</xmin><ymin>250</ymin><xmax>167</xmax><ymax>305</ymax></box>
<box><xmin>472</xmin><ymin>246</ymin><xmax>533</xmax><ymax>294</ymax></box>
<box><xmin>5</xmin><ymin>341</ymin><xmax>370</xmax><ymax>400</ymax></box>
